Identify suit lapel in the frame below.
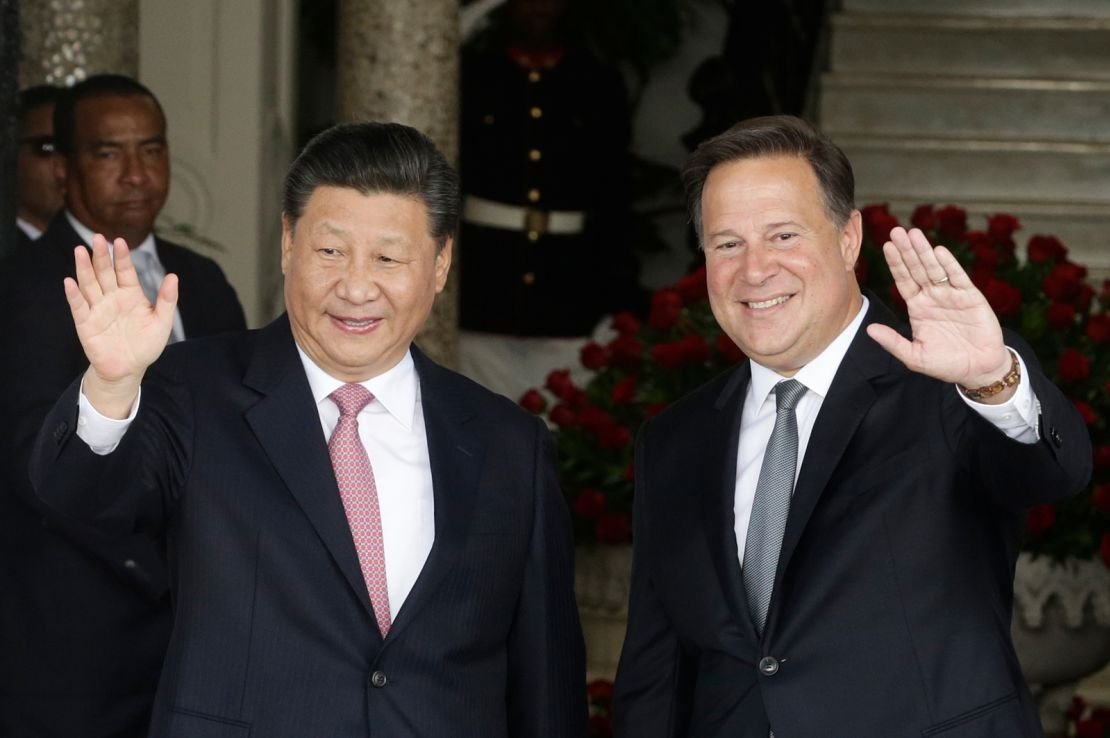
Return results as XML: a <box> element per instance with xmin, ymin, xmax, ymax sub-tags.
<box><xmin>241</xmin><ymin>316</ymin><xmax>378</xmax><ymax>623</ymax></box>
<box><xmin>156</xmin><ymin>240</ymin><xmax>196</xmax><ymax>335</ymax></box>
<box><xmin>384</xmin><ymin>346</ymin><xmax>485</xmax><ymax>641</ymax></box>
<box><xmin>700</xmin><ymin>363</ymin><xmax>760</xmax><ymax>641</ymax></box>
<box><xmin>766</xmin><ymin>301</ymin><xmax>900</xmax><ymax>634</ymax></box>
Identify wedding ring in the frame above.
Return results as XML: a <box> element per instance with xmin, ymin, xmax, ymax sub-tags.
<box><xmin>931</xmin><ymin>276</ymin><xmax>950</xmax><ymax>286</ymax></box>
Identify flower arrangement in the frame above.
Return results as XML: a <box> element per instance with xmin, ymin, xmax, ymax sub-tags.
<box><xmin>521</xmin><ymin>203</ymin><xmax>1109</xmax><ymax>562</ymax></box>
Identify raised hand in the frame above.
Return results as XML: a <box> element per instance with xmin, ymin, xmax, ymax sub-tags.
<box><xmin>63</xmin><ymin>234</ymin><xmax>178</xmax><ymax>417</ymax></box>
<box><xmin>865</xmin><ymin>227</ymin><xmax>1013</xmax><ymax>400</ymax></box>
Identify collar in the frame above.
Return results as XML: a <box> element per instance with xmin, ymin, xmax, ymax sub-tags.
<box><xmin>65</xmin><ymin>210</ymin><xmax>156</xmax><ymax>257</ymax></box>
<box><xmin>16</xmin><ymin>217</ymin><xmax>42</xmax><ymax>240</ymax></box>
<box><xmin>296</xmin><ymin>345</ymin><xmax>419</xmax><ymax>431</ymax></box>
<box><xmin>748</xmin><ymin>295</ymin><xmax>870</xmax><ymax>406</ymax></box>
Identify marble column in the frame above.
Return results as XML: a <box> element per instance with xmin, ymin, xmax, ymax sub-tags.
<box><xmin>336</xmin><ymin>0</ymin><xmax>460</xmax><ymax>368</ymax></box>
<box><xmin>1</xmin><ymin>0</ymin><xmax>19</xmax><ymax>260</ymax></box>
<box><xmin>20</xmin><ymin>0</ymin><xmax>138</xmax><ymax>86</ymax></box>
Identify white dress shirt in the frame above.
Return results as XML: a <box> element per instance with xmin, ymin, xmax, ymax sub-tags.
<box><xmin>75</xmin><ymin>348</ymin><xmax>435</xmax><ymax>622</ymax></box>
<box><xmin>733</xmin><ymin>296</ymin><xmax>1041</xmax><ymax>564</ymax></box>
<box><xmin>16</xmin><ymin>217</ymin><xmax>42</xmax><ymax>240</ymax></box>
<box><xmin>66</xmin><ymin>211</ymin><xmax>186</xmax><ymax>341</ymax></box>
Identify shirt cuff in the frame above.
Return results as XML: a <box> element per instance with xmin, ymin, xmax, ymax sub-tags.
<box><xmin>76</xmin><ymin>380</ymin><xmax>141</xmax><ymax>455</ymax></box>
<box><xmin>955</xmin><ymin>348</ymin><xmax>1040</xmax><ymax>444</ymax></box>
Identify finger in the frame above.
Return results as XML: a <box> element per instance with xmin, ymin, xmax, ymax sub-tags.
<box><xmin>889</xmin><ymin>227</ymin><xmax>937</xmax><ymax>288</ymax></box>
<box><xmin>866</xmin><ymin>323</ymin><xmax>916</xmax><ymax>370</ymax></box>
<box><xmin>881</xmin><ymin>238</ymin><xmax>919</xmax><ymax>300</ymax></box>
<box><xmin>932</xmin><ymin>244</ymin><xmax>973</xmax><ymax>290</ymax></box>
<box><xmin>111</xmin><ymin>237</ymin><xmax>142</xmax><ymax>291</ymax></box>
<box><xmin>90</xmin><ymin>234</ymin><xmax>119</xmax><ymax>293</ymax></box>
<box><xmin>73</xmin><ymin>245</ymin><xmax>105</xmax><ymax>304</ymax></box>
<box><xmin>906</xmin><ymin>228</ymin><xmax>950</xmax><ymax>286</ymax></box>
<box><xmin>155</xmin><ymin>273</ymin><xmax>180</xmax><ymax>316</ymax></box>
<box><xmin>62</xmin><ymin>276</ymin><xmax>92</xmax><ymax>325</ymax></box>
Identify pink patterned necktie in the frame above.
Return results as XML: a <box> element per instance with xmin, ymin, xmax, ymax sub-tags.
<box><xmin>328</xmin><ymin>383</ymin><xmax>391</xmax><ymax>637</ymax></box>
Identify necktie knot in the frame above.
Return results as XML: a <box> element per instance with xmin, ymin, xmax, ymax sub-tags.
<box><xmin>330</xmin><ymin>383</ymin><xmax>374</xmax><ymax>417</ymax></box>
<box><xmin>774</xmin><ymin>379</ymin><xmax>807</xmax><ymax>412</ymax></box>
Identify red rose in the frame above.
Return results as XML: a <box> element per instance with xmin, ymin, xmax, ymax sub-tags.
<box><xmin>545</xmin><ymin>369</ymin><xmax>577</xmax><ymax>400</ymax></box>
<box><xmin>1101</xmin><ymin>534</ymin><xmax>1110</xmax><ymax>570</ymax></box>
<box><xmin>518</xmin><ymin>389</ymin><xmax>546</xmax><ymax>414</ymax></box>
<box><xmin>577</xmin><ymin>406</ymin><xmax>612</xmax><ymax>434</ymax></box>
<box><xmin>598</xmin><ymin>424</ymin><xmax>631</xmax><ymax>450</ymax></box>
<box><xmin>645</xmin><ymin>402</ymin><xmax>666</xmax><ymax>419</ymax></box>
<box><xmin>675</xmin><ymin>266</ymin><xmax>709</xmax><ymax>304</ymax></box>
<box><xmin>549</xmin><ymin>403</ymin><xmax>576</xmax><ymax>427</ymax></box>
<box><xmin>1075</xmin><ymin>284</ymin><xmax>1095</xmax><ymax>314</ymax></box>
<box><xmin>587</xmin><ymin>679</ymin><xmax>615</xmax><ymax>703</ymax></box>
<box><xmin>964</xmin><ymin>230</ymin><xmax>991</xmax><ymax>250</ymax></box>
<box><xmin>611</xmin><ymin>375</ymin><xmax>638</xmax><ymax>405</ymax></box>
<box><xmin>1087</xmin><ymin>314</ymin><xmax>1110</xmax><ymax>343</ymax></box>
<box><xmin>1101</xmin><ymin>279</ymin><xmax>1110</xmax><ymax>303</ymax></box>
<box><xmin>580</xmin><ymin>341</ymin><xmax>609</xmax><ymax>371</ymax></box>
<box><xmin>607</xmin><ymin>335</ymin><xmax>644</xmax><ymax>367</ymax></box>
<box><xmin>595</xmin><ymin>512</ymin><xmax>632</xmax><ymax>543</ymax></box>
<box><xmin>1027</xmin><ymin>234</ymin><xmax>1068</xmax><ymax>264</ymax></box>
<box><xmin>910</xmin><ymin>204</ymin><xmax>936</xmax><ymax>231</ymax></box>
<box><xmin>1058</xmin><ymin>348</ymin><xmax>1091</xmax><ymax>382</ymax></box>
<box><xmin>680</xmin><ymin>333</ymin><xmax>711</xmax><ymax>364</ymax></box>
<box><xmin>1025</xmin><ymin>504</ymin><xmax>1056</xmax><ymax>536</ymax></box>
<box><xmin>980</xmin><ymin>277</ymin><xmax>1022</xmax><ymax>318</ymax></box>
<box><xmin>970</xmin><ymin>243</ymin><xmax>999</xmax><ymax>274</ymax></box>
<box><xmin>935</xmin><ymin>205</ymin><xmax>967</xmax><ymax>240</ymax></box>
<box><xmin>1092</xmin><ymin>484</ymin><xmax>1110</xmax><ymax>515</ymax></box>
<box><xmin>651</xmin><ymin>341</ymin><xmax>686</xmax><ymax>370</ymax></box>
<box><xmin>1078</xmin><ymin>717</ymin><xmax>1107</xmax><ymax>738</ymax></box>
<box><xmin>987</xmin><ymin>213</ymin><xmax>1021</xmax><ymax>245</ymax></box>
<box><xmin>1043</xmin><ymin>262</ymin><xmax>1087</xmax><ymax>301</ymax></box>
<box><xmin>1075</xmin><ymin>400</ymin><xmax>1098</xmax><ymax>426</ymax></box>
<box><xmin>716</xmin><ymin>332</ymin><xmax>746</xmax><ymax>363</ymax></box>
<box><xmin>567</xmin><ymin>387</ymin><xmax>589</xmax><ymax>409</ymax></box>
<box><xmin>648</xmin><ymin>290</ymin><xmax>684</xmax><ymax>330</ymax></box>
<box><xmin>610</xmin><ymin>311</ymin><xmax>640</xmax><ymax>337</ymax></box>
<box><xmin>573</xmin><ymin>488</ymin><xmax>607</xmax><ymax>520</ymax></box>
<box><xmin>1046</xmin><ymin>303</ymin><xmax>1076</xmax><ymax>330</ymax></box>
<box><xmin>1094</xmin><ymin>445</ymin><xmax>1110</xmax><ymax>471</ymax></box>
<box><xmin>860</xmin><ymin>203</ymin><xmax>900</xmax><ymax>245</ymax></box>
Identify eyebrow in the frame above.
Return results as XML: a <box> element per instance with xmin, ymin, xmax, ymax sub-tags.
<box><xmin>91</xmin><ymin>135</ymin><xmax>167</xmax><ymax>148</ymax></box>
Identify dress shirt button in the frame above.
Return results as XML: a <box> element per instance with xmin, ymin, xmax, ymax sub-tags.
<box><xmin>123</xmin><ymin>559</ymin><xmax>137</xmax><ymax>570</ymax></box>
<box><xmin>758</xmin><ymin>657</ymin><xmax>780</xmax><ymax>676</ymax></box>
<box><xmin>530</xmin><ymin>106</ymin><xmax>543</xmax><ymax>119</ymax></box>
<box><xmin>528</xmin><ymin>70</ymin><xmax>541</xmax><ymax>83</ymax></box>
<box><xmin>527</xmin><ymin>188</ymin><xmax>541</xmax><ymax>203</ymax></box>
<box><xmin>529</xmin><ymin>148</ymin><xmax>542</xmax><ymax>162</ymax></box>
<box><xmin>370</xmin><ymin>670</ymin><xmax>388</xmax><ymax>688</ymax></box>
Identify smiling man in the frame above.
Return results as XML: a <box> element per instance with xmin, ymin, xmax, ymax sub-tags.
<box><xmin>613</xmin><ymin>116</ymin><xmax>1091</xmax><ymax>737</ymax></box>
<box><xmin>0</xmin><ymin>74</ymin><xmax>244</xmax><ymax>738</ymax></box>
<box><xmin>27</xmin><ymin>121</ymin><xmax>585</xmax><ymax>737</ymax></box>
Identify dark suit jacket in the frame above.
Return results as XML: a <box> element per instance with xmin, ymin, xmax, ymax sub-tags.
<box><xmin>0</xmin><ymin>213</ymin><xmax>246</xmax><ymax>738</ymax></box>
<box><xmin>613</xmin><ymin>300</ymin><xmax>1092</xmax><ymax>738</ymax></box>
<box><xmin>28</xmin><ymin>315</ymin><xmax>586</xmax><ymax>737</ymax></box>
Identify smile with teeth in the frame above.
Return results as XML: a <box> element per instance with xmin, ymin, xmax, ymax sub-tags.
<box><xmin>333</xmin><ymin>316</ymin><xmax>380</xmax><ymax>330</ymax></box>
<box><xmin>745</xmin><ymin>294</ymin><xmax>791</xmax><ymax>310</ymax></box>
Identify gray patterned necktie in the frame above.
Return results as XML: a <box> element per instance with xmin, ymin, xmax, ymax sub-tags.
<box><xmin>131</xmin><ymin>249</ymin><xmax>182</xmax><ymax>344</ymax></box>
<box><xmin>743</xmin><ymin>379</ymin><xmax>807</xmax><ymax>636</ymax></box>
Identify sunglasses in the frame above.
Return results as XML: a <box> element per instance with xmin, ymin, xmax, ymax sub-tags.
<box><xmin>19</xmin><ymin>136</ymin><xmax>56</xmax><ymax>157</ymax></box>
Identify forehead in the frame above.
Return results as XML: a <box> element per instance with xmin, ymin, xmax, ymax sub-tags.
<box><xmin>296</xmin><ymin>185</ymin><xmax>431</xmax><ymax>236</ymax></box>
<box><xmin>72</xmin><ymin>94</ymin><xmax>165</xmax><ymax>139</ymax></box>
<box><xmin>20</xmin><ymin>104</ymin><xmax>54</xmax><ymax>135</ymax></box>
<box><xmin>703</xmin><ymin>156</ymin><xmax>826</xmax><ymax>219</ymax></box>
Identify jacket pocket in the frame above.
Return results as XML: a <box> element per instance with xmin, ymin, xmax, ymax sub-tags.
<box><xmin>165</xmin><ymin>708</ymin><xmax>251</xmax><ymax>738</ymax></box>
<box><xmin>921</xmin><ymin>693</ymin><xmax>1019</xmax><ymax>736</ymax></box>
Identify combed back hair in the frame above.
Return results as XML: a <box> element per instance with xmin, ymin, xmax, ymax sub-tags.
<box><xmin>53</xmin><ymin>74</ymin><xmax>164</xmax><ymax>157</ymax></box>
<box><xmin>682</xmin><ymin>115</ymin><xmax>855</xmax><ymax>244</ymax></box>
<box><xmin>282</xmin><ymin>121</ymin><xmax>460</xmax><ymax>251</ymax></box>
<box><xmin>17</xmin><ymin>85</ymin><xmax>62</xmax><ymax>123</ymax></box>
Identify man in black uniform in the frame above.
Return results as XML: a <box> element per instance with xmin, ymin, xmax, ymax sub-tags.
<box><xmin>459</xmin><ymin>0</ymin><xmax>640</xmax><ymax>398</ymax></box>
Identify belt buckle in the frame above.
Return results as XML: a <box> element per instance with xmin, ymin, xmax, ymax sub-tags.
<box><xmin>524</xmin><ymin>208</ymin><xmax>549</xmax><ymax>236</ymax></box>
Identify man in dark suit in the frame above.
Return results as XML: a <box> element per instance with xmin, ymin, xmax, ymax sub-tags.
<box><xmin>28</xmin><ymin>121</ymin><xmax>585</xmax><ymax>737</ymax></box>
<box><xmin>14</xmin><ymin>84</ymin><xmax>64</xmax><ymax>248</ymax></box>
<box><xmin>0</xmin><ymin>74</ymin><xmax>245</xmax><ymax>738</ymax></box>
<box><xmin>613</xmin><ymin>116</ymin><xmax>1091</xmax><ymax>737</ymax></box>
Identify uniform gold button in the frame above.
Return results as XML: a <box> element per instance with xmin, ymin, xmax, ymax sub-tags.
<box><xmin>529</xmin><ymin>149</ymin><xmax>542</xmax><ymax>161</ymax></box>
<box><xmin>527</xmin><ymin>188</ymin><xmax>541</xmax><ymax>203</ymax></box>
<box><xmin>522</xmin><ymin>272</ymin><xmax>536</xmax><ymax>285</ymax></box>
<box><xmin>528</xmin><ymin>70</ymin><xmax>541</xmax><ymax>83</ymax></box>
<box><xmin>482</xmin><ymin>114</ymin><xmax>495</xmax><ymax>125</ymax></box>
<box><xmin>530</xmin><ymin>106</ymin><xmax>543</xmax><ymax>119</ymax></box>
<box><xmin>527</xmin><ymin>230</ymin><xmax>540</xmax><ymax>242</ymax></box>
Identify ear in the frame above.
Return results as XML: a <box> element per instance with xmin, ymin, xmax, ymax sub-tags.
<box><xmin>840</xmin><ymin>210</ymin><xmax>863</xmax><ymax>272</ymax></box>
<box><xmin>280</xmin><ymin>215</ymin><xmax>295</xmax><ymax>276</ymax></box>
<box><xmin>433</xmin><ymin>236</ymin><xmax>453</xmax><ymax>293</ymax></box>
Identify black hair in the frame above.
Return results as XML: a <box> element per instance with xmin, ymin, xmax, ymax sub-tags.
<box><xmin>52</xmin><ymin>73</ymin><xmax>165</xmax><ymax>156</ymax></box>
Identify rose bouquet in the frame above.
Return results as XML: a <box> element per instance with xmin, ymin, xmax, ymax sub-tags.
<box><xmin>521</xmin><ymin>203</ymin><xmax>1109</xmax><ymax>560</ymax></box>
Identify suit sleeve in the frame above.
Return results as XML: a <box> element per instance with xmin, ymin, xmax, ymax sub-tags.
<box><xmin>613</xmin><ymin>429</ymin><xmax>689</xmax><ymax>738</ymax></box>
<box><xmin>506</xmin><ymin>418</ymin><xmax>588</xmax><ymax>737</ymax></box>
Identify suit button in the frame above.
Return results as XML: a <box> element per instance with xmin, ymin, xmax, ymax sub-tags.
<box><xmin>1049</xmin><ymin>428</ymin><xmax>1063</xmax><ymax>448</ymax></box>
<box><xmin>758</xmin><ymin>657</ymin><xmax>780</xmax><ymax>676</ymax></box>
<box><xmin>370</xmin><ymin>670</ymin><xmax>388</xmax><ymax>688</ymax></box>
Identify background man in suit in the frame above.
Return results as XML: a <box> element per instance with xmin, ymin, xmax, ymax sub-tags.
<box><xmin>613</xmin><ymin>116</ymin><xmax>1091</xmax><ymax>737</ymax></box>
<box><xmin>0</xmin><ymin>74</ymin><xmax>245</xmax><ymax>737</ymax></box>
<box><xmin>29</xmin><ymin>121</ymin><xmax>585</xmax><ymax>737</ymax></box>
<box><xmin>14</xmin><ymin>84</ymin><xmax>64</xmax><ymax>247</ymax></box>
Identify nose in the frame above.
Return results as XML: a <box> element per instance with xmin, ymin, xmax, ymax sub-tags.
<box><xmin>336</xmin><ymin>256</ymin><xmax>382</xmax><ymax>304</ymax></box>
<box><xmin>120</xmin><ymin>149</ymin><xmax>149</xmax><ymax>186</ymax></box>
<box><xmin>738</xmin><ymin>243</ymin><xmax>779</xmax><ymax>286</ymax></box>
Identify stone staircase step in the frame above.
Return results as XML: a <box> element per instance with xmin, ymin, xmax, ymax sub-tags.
<box><xmin>820</xmin><ymin>74</ymin><xmax>1110</xmax><ymax>144</ymax></box>
<box><xmin>838</xmin><ymin>135</ymin><xmax>1110</xmax><ymax>205</ymax></box>
<box><xmin>843</xmin><ymin>0</ymin><xmax>1110</xmax><ymax>19</ymax></box>
<box><xmin>830</xmin><ymin>14</ymin><xmax>1110</xmax><ymax>80</ymax></box>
